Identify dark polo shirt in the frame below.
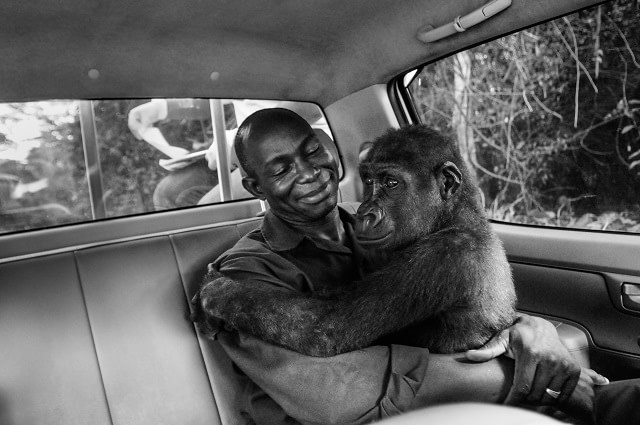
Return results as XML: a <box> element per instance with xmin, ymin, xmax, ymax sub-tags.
<box><xmin>213</xmin><ymin>207</ymin><xmax>366</xmax><ymax>293</ymax></box>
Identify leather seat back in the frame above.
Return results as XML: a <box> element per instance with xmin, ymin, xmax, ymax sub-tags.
<box><xmin>0</xmin><ymin>217</ymin><xmax>261</xmax><ymax>425</ymax></box>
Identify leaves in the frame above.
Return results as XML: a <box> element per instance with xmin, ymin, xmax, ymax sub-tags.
<box><xmin>622</xmin><ymin>125</ymin><xmax>635</xmax><ymax>134</ymax></box>
<box><xmin>409</xmin><ymin>0</ymin><xmax>640</xmax><ymax>234</ymax></box>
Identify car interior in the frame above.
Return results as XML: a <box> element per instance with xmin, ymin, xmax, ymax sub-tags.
<box><xmin>1</xmin><ymin>0</ymin><xmax>639</xmax><ymax>424</ymax></box>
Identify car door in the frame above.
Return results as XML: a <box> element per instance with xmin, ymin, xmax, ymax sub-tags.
<box><xmin>400</xmin><ymin>0</ymin><xmax>640</xmax><ymax>380</ymax></box>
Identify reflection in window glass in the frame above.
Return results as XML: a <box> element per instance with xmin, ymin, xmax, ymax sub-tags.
<box><xmin>0</xmin><ymin>101</ymin><xmax>90</xmax><ymax>233</ymax></box>
<box><xmin>113</xmin><ymin>98</ymin><xmax>251</xmax><ymax>213</ymax></box>
<box><xmin>108</xmin><ymin>99</ymin><xmax>332</xmax><ymax>212</ymax></box>
<box><xmin>407</xmin><ymin>0</ymin><xmax>640</xmax><ymax>233</ymax></box>
<box><xmin>0</xmin><ymin>99</ymin><xmax>334</xmax><ymax>234</ymax></box>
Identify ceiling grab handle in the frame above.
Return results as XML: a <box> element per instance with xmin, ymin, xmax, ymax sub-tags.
<box><xmin>417</xmin><ymin>0</ymin><xmax>512</xmax><ymax>43</ymax></box>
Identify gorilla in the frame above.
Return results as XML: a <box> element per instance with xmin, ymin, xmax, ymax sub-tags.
<box><xmin>194</xmin><ymin>125</ymin><xmax>516</xmax><ymax>356</ymax></box>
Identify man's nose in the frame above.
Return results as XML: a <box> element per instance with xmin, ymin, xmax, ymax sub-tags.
<box><xmin>295</xmin><ymin>159</ymin><xmax>319</xmax><ymax>183</ymax></box>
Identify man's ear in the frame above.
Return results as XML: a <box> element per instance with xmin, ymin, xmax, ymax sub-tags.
<box><xmin>436</xmin><ymin>161</ymin><xmax>462</xmax><ymax>200</ymax></box>
<box><xmin>242</xmin><ymin>177</ymin><xmax>266</xmax><ymax>200</ymax></box>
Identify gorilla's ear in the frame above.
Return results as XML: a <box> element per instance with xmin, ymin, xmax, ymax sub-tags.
<box><xmin>436</xmin><ymin>161</ymin><xmax>462</xmax><ymax>200</ymax></box>
<box><xmin>359</xmin><ymin>141</ymin><xmax>373</xmax><ymax>162</ymax></box>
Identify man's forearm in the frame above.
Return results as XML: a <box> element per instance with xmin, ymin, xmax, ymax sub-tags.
<box><xmin>418</xmin><ymin>353</ymin><xmax>513</xmax><ymax>405</ymax></box>
<box><xmin>217</xmin><ymin>332</ymin><xmax>514</xmax><ymax>425</ymax></box>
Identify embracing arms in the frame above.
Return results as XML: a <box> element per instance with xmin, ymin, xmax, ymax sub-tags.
<box><xmin>195</xmin><ymin>243</ymin><xmax>481</xmax><ymax>357</ymax></box>
<box><xmin>197</xmin><ymin>267</ymin><xmax>417</xmax><ymax>356</ymax></box>
<box><xmin>194</xmin><ymin>283</ymin><xmax>604</xmax><ymax>420</ymax></box>
<box><xmin>195</xmin><ymin>229</ymin><xmax>515</xmax><ymax>356</ymax></box>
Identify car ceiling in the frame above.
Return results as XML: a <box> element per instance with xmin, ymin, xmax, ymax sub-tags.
<box><xmin>0</xmin><ymin>0</ymin><xmax>602</xmax><ymax>106</ymax></box>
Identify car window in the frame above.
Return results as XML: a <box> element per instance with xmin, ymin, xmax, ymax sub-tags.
<box><xmin>0</xmin><ymin>99</ymin><xmax>334</xmax><ymax>234</ymax></box>
<box><xmin>406</xmin><ymin>0</ymin><xmax>639</xmax><ymax>233</ymax></box>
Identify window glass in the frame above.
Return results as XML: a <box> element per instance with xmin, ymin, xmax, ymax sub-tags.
<box><xmin>0</xmin><ymin>101</ymin><xmax>90</xmax><ymax>233</ymax></box>
<box><xmin>0</xmin><ymin>99</ymin><xmax>334</xmax><ymax>234</ymax></box>
<box><xmin>407</xmin><ymin>0</ymin><xmax>640</xmax><ymax>233</ymax></box>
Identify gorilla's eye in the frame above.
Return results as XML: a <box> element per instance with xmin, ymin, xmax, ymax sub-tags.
<box><xmin>364</xmin><ymin>177</ymin><xmax>374</xmax><ymax>186</ymax></box>
<box><xmin>384</xmin><ymin>177</ymin><xmax>399</xmax><ymax>188</ymax></box>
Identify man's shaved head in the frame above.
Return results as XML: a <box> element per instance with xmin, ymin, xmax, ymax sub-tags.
<box><xmin>234</xmin><ymin>108</ymin><xmax>312</xmax><ymax>178</ymax></box>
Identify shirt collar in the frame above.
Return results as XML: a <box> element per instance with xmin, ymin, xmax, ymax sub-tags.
<box><xmin>261</xmin><ymin>207</ymin><xmax>356</xmax><ymax>253</ymax></box>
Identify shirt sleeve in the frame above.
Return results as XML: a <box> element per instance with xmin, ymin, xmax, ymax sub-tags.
<box><xmin>217</xmin><ymin>332</ymin><xmax>432</xmax><ymax>425</ymax></box>
<box><xmin>213</xmin><ymin>247</ymin><xmax>311</xmax><ymax>293</ymax></box>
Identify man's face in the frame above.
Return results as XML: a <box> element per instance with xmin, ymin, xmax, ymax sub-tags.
<box><xmin>245</xmin><ymin>126</ymin><xmax>340</xmax><ymax>223</ymax></box>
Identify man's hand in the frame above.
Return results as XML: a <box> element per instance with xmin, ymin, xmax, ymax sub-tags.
<box><xmin>204</xmin><ymin>128</ymin><xmax>239</xmax><ymax>171</ymax></box>
<box><xmin>204</xmin><ymin>141</ymin><xmax>220</xmax><ymax>171</ymax></box>
<box><xmin>465</xmin><ymin>313</ymin><xmax>608</xmax><ymax>408</ymax></box>
<box><xmin>558</xmin><ymin>368</ymin><xmax>608</xmax><ymax>425</ymax></box>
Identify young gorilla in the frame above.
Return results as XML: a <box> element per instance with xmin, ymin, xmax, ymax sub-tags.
<box><xmin>198</xmin><ymin>125</ymin><xmax>516</xmax><ymax>355</ymax></box>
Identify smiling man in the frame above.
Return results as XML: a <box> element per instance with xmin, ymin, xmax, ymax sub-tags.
<box><xmin>194</xmin><ymin>108</ymin><xmax>604</xmax><ymax>425</ymax></box>
<box><xmin>235</xmin><ymin>108</ymin><xmax>342</xmax><ymax>237</ymax></box>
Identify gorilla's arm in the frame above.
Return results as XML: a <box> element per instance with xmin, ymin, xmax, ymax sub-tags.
<box><xmin>197</xmin><ymin>232</ymin><xmax>487</xmax><ymax>357</ymax></box>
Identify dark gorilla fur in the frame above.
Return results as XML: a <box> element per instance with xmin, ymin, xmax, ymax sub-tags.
<box><xmin>195</xmin><ymin>125</ymin><xmax>516</xmax><ymax>356</ymax></box>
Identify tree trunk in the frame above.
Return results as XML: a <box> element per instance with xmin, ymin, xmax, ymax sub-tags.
<box><xmin>452</xmin><ymin>51</ymin><xmax>479</xmax><ymax>185</ymax></box>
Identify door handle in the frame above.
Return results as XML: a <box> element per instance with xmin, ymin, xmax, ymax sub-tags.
<box><xmin>622</xmin><ymin>283</ymin><xmax>640</xmax><ymax>311</ymax></box>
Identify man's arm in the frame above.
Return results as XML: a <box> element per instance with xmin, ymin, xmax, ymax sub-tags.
<box><xmin>214</xmin><ymin>330</ymin><xmax>513</xmax><ymax>425</ymax></box>
<box><xmin>127</xmin><ymin>100</ymin><xmax>190</xmax><ymax>159</ymax></box>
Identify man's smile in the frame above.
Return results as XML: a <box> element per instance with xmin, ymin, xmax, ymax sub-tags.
<box><xmin>297</xmin><ymin>178</ymin><xmax>332</xmax><ymax>204</ymax></box>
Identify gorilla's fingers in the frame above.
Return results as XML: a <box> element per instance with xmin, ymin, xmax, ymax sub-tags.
<box><xmin>465</xmin><ymin>330</ymin><xmax>510</xmax><ymax>362</ymax></box>
<box><xmin>582</xmin><ymin>368</ymin><xmax>609</xmax><ymax>386</ymax></box>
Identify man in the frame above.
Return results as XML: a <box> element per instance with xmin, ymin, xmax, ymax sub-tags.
<box><xmin>193</xmin><ymin>108</ymin><xmax>612</xmax><ymax>425</ymax></box>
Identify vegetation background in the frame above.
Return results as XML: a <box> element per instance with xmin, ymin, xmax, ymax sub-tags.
<box><xmin>411</xmin><ymin>1</ymin><xmax>640</xmax><ymax>232</ymax></box>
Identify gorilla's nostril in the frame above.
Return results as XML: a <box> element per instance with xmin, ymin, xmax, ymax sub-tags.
<box><xmin>363</xmin><ymin>215</ymin><xmax>376</xmax><ymax>230</ymax></box>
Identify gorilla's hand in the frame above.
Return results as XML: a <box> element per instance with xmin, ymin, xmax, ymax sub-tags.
<box><xmin>190</xmin><ymin>270</ymin><xmax>232</xmax><ymax>338</ymax></box>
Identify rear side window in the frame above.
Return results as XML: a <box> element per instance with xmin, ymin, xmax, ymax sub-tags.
<box><xmin>406</xmin><ymin>0</ymin><xmax>639</xmax><ymax>233</ymax></box>
<box><xmin>0</xmin><ymin>101</ymin><xmax>90</xmax><ymax>232</ymax></box>
<box><xmin>0</xmin><ymin>99</ymin><xmax>333</xmax><ymax>234</ymax></box>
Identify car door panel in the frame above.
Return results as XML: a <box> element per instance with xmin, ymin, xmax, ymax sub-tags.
<box><xmin>495</xmin><ymin>224</ymin><xmax>640</xmax><ymax>380</ymax></box>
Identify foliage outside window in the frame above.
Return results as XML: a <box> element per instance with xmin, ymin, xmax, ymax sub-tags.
<box><xmin>407</xmin><ymin>0</ymin><xmax>640</xmax><ymax>233</ymax></box>
<box><xmin>0</xmin><ymin>101</ymin><xmax>90</xmax><ymax>233</ymax></box>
